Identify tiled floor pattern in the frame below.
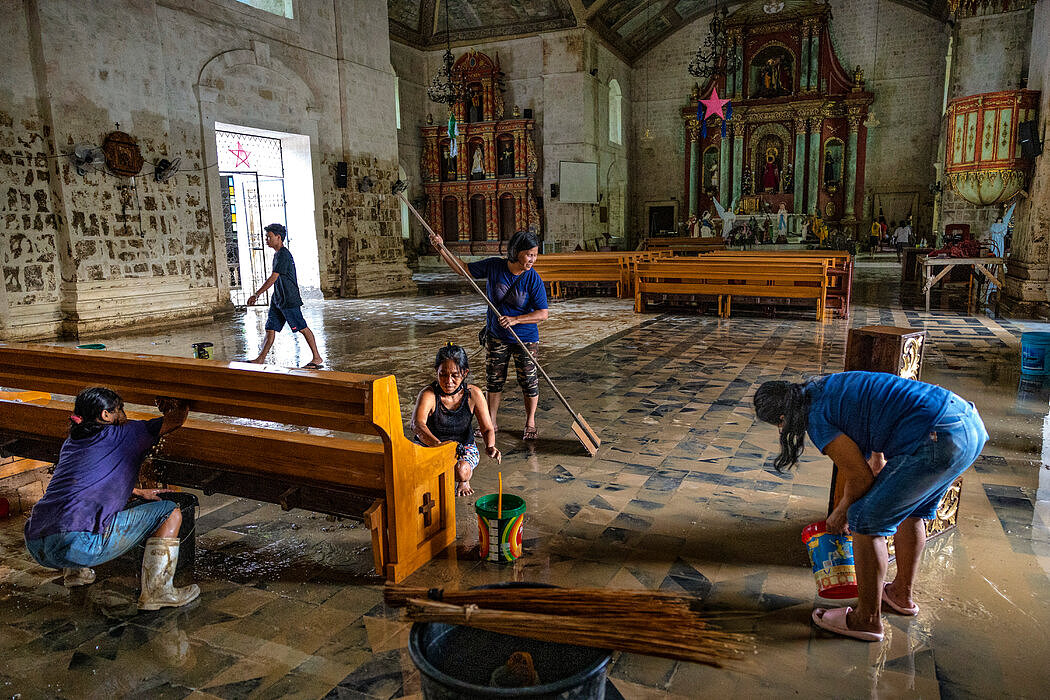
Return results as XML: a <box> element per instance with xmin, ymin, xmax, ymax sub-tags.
<box><xmin>1</xmin><ymin>262</ymin><xmax>1049</xmax><ymax>698</ymax></box>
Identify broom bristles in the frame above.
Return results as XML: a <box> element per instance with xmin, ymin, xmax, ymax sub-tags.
<box><xmin>385</xmin><ymin>583</ymin><xmax>696</xmax><ymax>617</ymax></box>
<box><xmin>404</xmin><ymin>598</ymin><xmax>754</xmax><ymax>668</ymax></box>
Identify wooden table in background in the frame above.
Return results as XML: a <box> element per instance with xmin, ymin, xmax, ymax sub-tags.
<box><xmin>920</xmin><ymin>256</ymin><xmax>1005</xmax><ymax>312</ymax></box>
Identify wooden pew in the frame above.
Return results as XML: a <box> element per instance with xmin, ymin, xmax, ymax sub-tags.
<box><xmin>532</xmin><ymin>251</ymin><xmax>671</xmax><ymax>299</ymax></box>
<box><xmin>532</xmin><ymin>253</ymin><xmax>629</xmax><ymax>298</ymax></box>
<box><xmin>0</xmin><ymin>344</ymin><xmax>457</xmax><ymax>583</ymax></box>
<box><xmin>697</xmin><ymin>250</ymin><xmax>853</xmax><ymax>318</ymax></box>
<box><xmin>634</xmin><ymin>258</ymin><xmax>829</xmax><ymax>320</ymax></box>
<box><xmin>644</xmin><ymin>237</ymin><xmax>727</xmax><ymax>255</ymax></box>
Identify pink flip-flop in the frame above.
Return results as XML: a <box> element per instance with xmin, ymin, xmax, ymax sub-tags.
<box><xmin>882</xmin><ymin>583</ymin><xmax>919</xmax><ymax>616</ymax></box>
<box><xmin>811</xmin><ymin>607</ymin><xmax>884</xmax><ymax>642</ymax></box>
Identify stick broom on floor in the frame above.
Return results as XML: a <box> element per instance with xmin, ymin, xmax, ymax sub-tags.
<box><xmin>385</xmin><ymin>583</ymin><xmax>695</xmax><ymax>617</ymax></box>
<box><xmin>401</xmin><ymin>597</ymin><xmax>754</xmax><ymax>668</ymax></box>
<box><xmin>392</xmin><ymin>181</ymin><xmax>600</xmax><ymax>456</ymax></box>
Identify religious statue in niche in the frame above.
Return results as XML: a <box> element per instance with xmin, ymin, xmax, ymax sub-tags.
<box><xmin>750</xmin><ymin>46</ymin><xmax>793</xmax><ymax>98</ymax></box>
<box><xmin>703</xmin><ymin>148</ymin><xmax>720</xmax><ymax>196</ymax></box>
<box><xmin>823</xmin><ymin>141</ymin><xmax>843</xmax><ymax>192</ymax></box>
<box><xmin>441</xmin><ymin>144</ymin><xmax>457</xmax><ymax>181</ymax></box>
<box><xmin>471</xmin><ymin>145</ymin><xmax>485</xmax><ymax>179</ymax></box>
<box><xmin>498</xmin><ymin>138</ymin><xmax>515</xmax><ymax>177</ymax></box>
<box><xmin>761</xmin><ymin>147</ymin><xmax>781</xmax><ymax>193</ymax></box>
<box><xmin>467</xmin><ymin>85</ymin><xmax>484</xmax><ymax>123</ymax></box>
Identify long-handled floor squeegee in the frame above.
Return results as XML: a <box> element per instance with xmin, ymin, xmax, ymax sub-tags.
<box><xmin>392</xmin><ymin>180</ymin><xmax>601</xmax><ymax>457</ymax></box>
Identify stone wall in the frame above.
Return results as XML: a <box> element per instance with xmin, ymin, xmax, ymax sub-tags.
<box><xmin>630</xmin><ymin>0</ymin><xmax>948</xmax><ymax>237</ymax></box>
<box><xmin>1004</xmin><ymin>1</ymin><xmax>1050</xmax><ymax>314</ymax></box>
<box><xmin>393</xmin><ymin>30</ymin><xmax>631</xmax><ymax>253</ymax></box>
<box><xmin>392</xmin><ymin>42</ymin><xmax>428</xmax><ymax>255</ymax></box>
<box><xmin>322</xmin><ymin>154</ymin><xmax>415</xmax><ymax>296</ymax></box>
<box><xmin>0</xmin><ymin>0</ymin><xmax>412</xmax><ymax>340</ymax></box>
<box><xmin>938</xmin><ymin>5</ymin><xmax>1035</xmax><ymax>246</ymax></box>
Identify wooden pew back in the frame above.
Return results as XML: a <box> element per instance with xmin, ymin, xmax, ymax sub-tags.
<box><xmin>0</xmin><ymin>344</ymin><xmax>457</xmax><ymax>582</ymax></box>
<box><xmin>633</xmin><ymin>258</ymin><xmax>829</xmax><ymax>319</ymax></box>
<box><xmin>697</xmin><ymin>250</ymin><xmax>853</xmax><ymax>317</ymax></box>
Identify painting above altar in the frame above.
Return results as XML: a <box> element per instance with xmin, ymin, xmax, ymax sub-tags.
<box><xmin>681</xmin><ymin>0</ymin><xmax>873</xmax><ymax>235</ymax></box>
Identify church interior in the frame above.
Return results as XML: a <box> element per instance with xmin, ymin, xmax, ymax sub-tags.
<box><xmin>1</xmin><ymin>0</ymin><xmax>1049</xmax><ymax>697</ymax></box>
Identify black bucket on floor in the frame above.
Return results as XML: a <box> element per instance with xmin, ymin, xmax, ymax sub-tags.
<box><xmin>108</xmin><ymin>492</ymin><xmax>198</xmax><ymax>582</ymax></box>
<box><xmin>408</xmin><ymin>583</ymin><xmax>611</xmax><ymax>700</ymax></box>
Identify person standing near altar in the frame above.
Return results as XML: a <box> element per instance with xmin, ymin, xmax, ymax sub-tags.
<box><xmin>893</xmin><ymin>221</ymin><xmax>910</xmax><ymax>262</ymax></box>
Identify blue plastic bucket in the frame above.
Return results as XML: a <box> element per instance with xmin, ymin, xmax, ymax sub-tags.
<box><xmin>1021</xmin><ymin>332</ymin><xmax>1050</xmax><ymax>375</ymax></box>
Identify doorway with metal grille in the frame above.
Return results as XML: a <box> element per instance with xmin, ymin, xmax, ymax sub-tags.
<box><xmin>216</xmin><ymin>126</ymin><xmax>320</xmax><ymax>307</ymax></box>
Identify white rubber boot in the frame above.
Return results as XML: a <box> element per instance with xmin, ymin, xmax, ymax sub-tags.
<box><xmin>62</xmin><ymin>567</ymin><xmax>95</xmax><ymax>587</ymax></box>
<box><xmin>138</xmin><ymin>537</ymin><xmax>200</xmax><ymax>611</ymax></box>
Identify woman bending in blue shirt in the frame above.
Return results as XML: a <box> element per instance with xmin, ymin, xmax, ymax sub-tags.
<box><xmin>754</xmin><ymin>371</ymin><xmax>988</xmax><ymax>642</ymax></box>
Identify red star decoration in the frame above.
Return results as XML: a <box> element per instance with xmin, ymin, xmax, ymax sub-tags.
<box><xmin>700</xmin><ymin>87</ymin><xmax>730</xmax><ymax>120</ymax></box>
<box><xmin>229</xmin><ymin>141</ymin><xmax>251</xmax><ymax>168</ymax></box>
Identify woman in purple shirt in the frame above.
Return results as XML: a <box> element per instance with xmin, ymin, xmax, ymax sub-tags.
<box><xmin>754</xmin><ymin>372</ymin><xmax>987</xmax><ymax>642</ymax></box>
<box><xmin>24</xmin><ymin>387</ymin><xmax>200</xmax><ymax>610</ymax></box>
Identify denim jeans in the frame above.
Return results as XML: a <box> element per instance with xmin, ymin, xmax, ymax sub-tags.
<box><xmin>848</xmin><ymin>393</ymin><xmax>988</xmax><ymax>537</ymax></box>
<box><xmin>25</xmin><ymin>499</ymin><xmax>176</xmax><ymax>569</ymax></box>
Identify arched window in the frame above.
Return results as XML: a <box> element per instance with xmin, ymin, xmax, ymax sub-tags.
<box><xmin>608</xmin><ymin>79</ymin><xmax>622</xmax><ymax>145</ymax></box>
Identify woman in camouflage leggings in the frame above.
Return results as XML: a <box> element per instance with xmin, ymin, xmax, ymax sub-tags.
<box><xmin>429</xmin><ymin>229</ymin><xmax>549</xmax><ymax>440</ymax></box>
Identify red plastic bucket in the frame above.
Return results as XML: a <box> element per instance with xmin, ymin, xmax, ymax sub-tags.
<box><xmin>802</xmin><ymin>521</ymin><xmax>858</xmax><ymax>599</ymax></box>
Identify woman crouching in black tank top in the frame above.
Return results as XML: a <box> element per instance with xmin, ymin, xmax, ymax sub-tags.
<box><xmin>411</xmin><ymin>344</ymin><xmax>501</xmax><ymax>497</ymax></box>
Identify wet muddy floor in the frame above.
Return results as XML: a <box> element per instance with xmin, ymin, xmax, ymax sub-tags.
<box><xmin>1</xmin><ymin>260</ymin><xmax>1048</xmax><ymax>698</ymax></box>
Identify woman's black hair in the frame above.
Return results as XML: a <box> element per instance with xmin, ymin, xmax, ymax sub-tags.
<box><xmin>70</xmin><ymin>386</ymin><xmax>123</xmax><ymax>441</ymax></box>
<box><xmin>506</xmin><ymin>229</ymin><xmax>540</xmax><ymax>263</ymax></box>
<box><xmin>434</xmin><ymin>343</ymin><xmax>469</xmax><ymax>372</ymax></box>
<box><xmin>753</xmin><ymin>380</ymin><xmax>811</xmax><ymax>472</ymax></box>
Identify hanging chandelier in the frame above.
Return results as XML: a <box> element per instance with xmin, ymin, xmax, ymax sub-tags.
<box><xmin>641</xmin><ymin>0</ymin><xmax>655</xmax><ymax>142</ymax></box>
<box><xmin>687</xmin><ymin>4</ymin><xmax>739</xmax><ymax>82</ymax></box>
<box><xmin>427</xmin><ymin>1</ymin><xmax>467</xmax><ymax>106</ymax></box>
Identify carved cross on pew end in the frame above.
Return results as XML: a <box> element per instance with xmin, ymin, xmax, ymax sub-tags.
<box><xmin>419</xmin><ymin>492</ymin><xmax>437</xmax><ymax>527</ymax></box>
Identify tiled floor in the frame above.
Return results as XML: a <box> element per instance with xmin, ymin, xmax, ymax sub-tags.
<box><xmin>2</xmin><ymin>262</ymin><xmax>1049</xmax><ymax>698</ymax></box>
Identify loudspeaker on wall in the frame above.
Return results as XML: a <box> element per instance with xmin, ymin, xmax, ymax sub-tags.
<box><xmin>1019</xmin><ymin>121</ymin><xmax>1042</xmax><ymax>159</ymax></box>
<box><xmin>550</xmin><ymin>183</ymin><xmax>559</xmax><ymax>199</ymax></box>
<box><xmin>336</xmin><ymin>161</ymin><xmax>348</xmax><ymax>188</ymax></box>
<box><xmin>524</xmin><ymin>108</ymin><xmax>534</xmax><ymax>119</ymax></box>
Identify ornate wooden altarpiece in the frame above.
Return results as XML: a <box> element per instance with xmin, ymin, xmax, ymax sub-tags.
<box><xmin>681</xmin><ymin>0</ymin><xmax>874</xmax><ymax>235</ymax></box>
<box><xmin>420</xmin><ymin>50</ymin><xmax>540</xmax><ymax>254</ymax></box>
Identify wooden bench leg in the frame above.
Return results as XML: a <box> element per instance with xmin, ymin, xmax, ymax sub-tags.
<box><xmin>364</xmin><ymin>499</ymin><xmax>387</xmax><ymax>577</ymax></box>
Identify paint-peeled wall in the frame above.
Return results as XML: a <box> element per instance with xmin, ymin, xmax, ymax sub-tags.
<box><xmin>0</xmin><ymin>4</ymin><xmax>62</xmax><ymax>338</ymax></box>
<box><xmin>0</xmin><ymin>0</ymin><xmax>412</xmax><ymax>340</ymax></box>
<box><xmin>1004</xmin><ymin>1</ymin><xmax>1050</xmax><ymax>312</ymax></box>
